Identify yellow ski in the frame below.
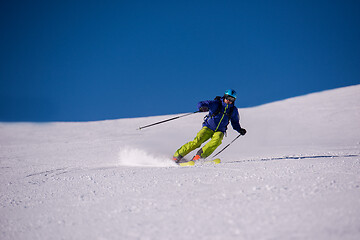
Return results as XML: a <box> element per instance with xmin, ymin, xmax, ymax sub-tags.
<box><xmin>210</xmin><ymin>158</ymin><xmax>221</xmax><ymax>164</ymax></box>
<box><xmin>179</xmin><ymin>160</ymin><xmax>195</xmax><ymax>166</ymax></box>
<box><xmin>178</xmin><ymin>158</ymin><xmax>221</xmax><ymax>166</ymax></box>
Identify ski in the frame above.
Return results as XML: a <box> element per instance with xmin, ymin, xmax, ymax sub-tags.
<box><xmin>207</xmin><ymin>158</ymin><xmax>221</xmax><ymax>164</ymax></box>
<box><xmin>177</xmin><ymin>158</ymin><xmax>221</xmax><ymax>166</ymax></box>
<box><xmin>178</xmin><ymin>160</ymin><xmax>195</xmax><ymax>166</ymax></box>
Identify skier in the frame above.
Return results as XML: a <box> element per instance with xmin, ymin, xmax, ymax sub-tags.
<box><xmin>173</xmin><ymin>89</ymin><xmax>247</xmax><ymax>163</ymax></box>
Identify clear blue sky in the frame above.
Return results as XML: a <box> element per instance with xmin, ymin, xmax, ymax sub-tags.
<box><xmin>1</xmin><ymin>0</ymin><xmax>359</xmax><ymax>121</ymax></box>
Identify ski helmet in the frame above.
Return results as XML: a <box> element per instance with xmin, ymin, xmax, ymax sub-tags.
<box><xmin>224</xmin><ymin>89</ymin><xmax>237</xmax><ymax>99</ymax></box>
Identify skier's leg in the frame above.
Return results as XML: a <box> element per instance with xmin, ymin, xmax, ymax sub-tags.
<box><xmin>200</xmin><ymin>131</ymin><xmax>224</xmax><ymax>158</ymax></box>
<box><xmin>174</xmin><ymin>127</ymin><xmax>213</xmax><ymax>158</ymax></box>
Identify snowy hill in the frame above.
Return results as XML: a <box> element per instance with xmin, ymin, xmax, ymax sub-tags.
<box><xmin>1</xmin><ymin>85</ymin><xmax>360</xmax><ymax>240</ymax></box>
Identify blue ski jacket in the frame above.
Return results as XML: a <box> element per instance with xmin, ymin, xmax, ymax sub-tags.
<box><xmin>198</xmin><ymin>97</ymin><xmax>242</xmax><ymax>134</ymax></box>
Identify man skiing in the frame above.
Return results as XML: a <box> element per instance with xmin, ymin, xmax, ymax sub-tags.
<box><xmin>173</xmin><ymin>89</ymin><xmax>247</xmax><ymax>163</ymax></box>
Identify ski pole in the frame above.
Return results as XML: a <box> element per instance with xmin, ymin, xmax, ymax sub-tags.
<box><xmin>211</xmin><ymin>134</ymin><xmax>242</xmax><ymax>158</ymax></box>
<box><xmin>137</xmin><ymin>111</ymin><xmax>200</xmax><ymax>130</ymax></box>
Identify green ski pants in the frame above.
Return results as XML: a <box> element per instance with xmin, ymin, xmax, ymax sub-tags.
<box><xmin>174</xmin><ymin>127</ymin><xmax>224</xmax><ymax>159</ymax></box>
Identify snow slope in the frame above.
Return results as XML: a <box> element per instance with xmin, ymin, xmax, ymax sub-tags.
<box><xmin>0</xmin><ymin>85</ymin><xmax>360</xmax><ymax>240</ymax></box>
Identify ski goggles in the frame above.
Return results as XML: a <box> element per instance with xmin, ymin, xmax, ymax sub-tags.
<box><xmin>224</xmin><ymin>95</ymin><xmax>236</xmax><ymax>102</ymax></box>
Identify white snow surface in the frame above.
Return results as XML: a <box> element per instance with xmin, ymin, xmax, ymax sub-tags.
<box><xmin>1</xmin><ymin>85</ymin><xmax>360</xmax><ymax>240</ymax></box>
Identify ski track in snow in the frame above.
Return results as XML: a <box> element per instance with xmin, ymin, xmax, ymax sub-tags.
<box><xmin>1</xmin><ymin>85</ymin><xmax>360</xmax><ymax>240</ymax></box>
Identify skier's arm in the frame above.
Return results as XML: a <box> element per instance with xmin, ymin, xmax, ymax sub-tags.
<box><xmin>231</xmin><ymin>108</ymin><xmax>246</xmax><ymax>135</ymax></box>
<box><xmin>197</xmin><ymin>100</ymin><xmax>211</xmax><ymax>112</ymax></box>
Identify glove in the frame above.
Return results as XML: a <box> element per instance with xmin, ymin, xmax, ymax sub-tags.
<box><xmin>238</xmin><ymin>128</ymin><xmax>247</xmax><ymax>135</ymax></box>
<box><xmin>199</xmin><ymin>106</ymin><xmax>209</xmax><ymax>112</ymax></box>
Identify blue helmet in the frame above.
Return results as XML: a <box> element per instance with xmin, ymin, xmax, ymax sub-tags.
<box><xmin>224</xmin><ymin>89</ymin><xmax>237</xmax><ymax>99</ymax></box>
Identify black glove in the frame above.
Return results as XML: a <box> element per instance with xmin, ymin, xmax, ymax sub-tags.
<box><xmin>238</xmin><ymin>128</ymin><xmax>247</xmax><ymax>135</ymax></box>
<box><xmin>199</xmin><ymin>106</ymin><xmax>209</xmax><ymax>112</ymax></box>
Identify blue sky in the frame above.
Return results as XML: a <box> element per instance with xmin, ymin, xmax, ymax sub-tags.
<box><xmin>1</xmin><ymin>0</ymin><xmax>359</xmax><ymax>121</ymax></box>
